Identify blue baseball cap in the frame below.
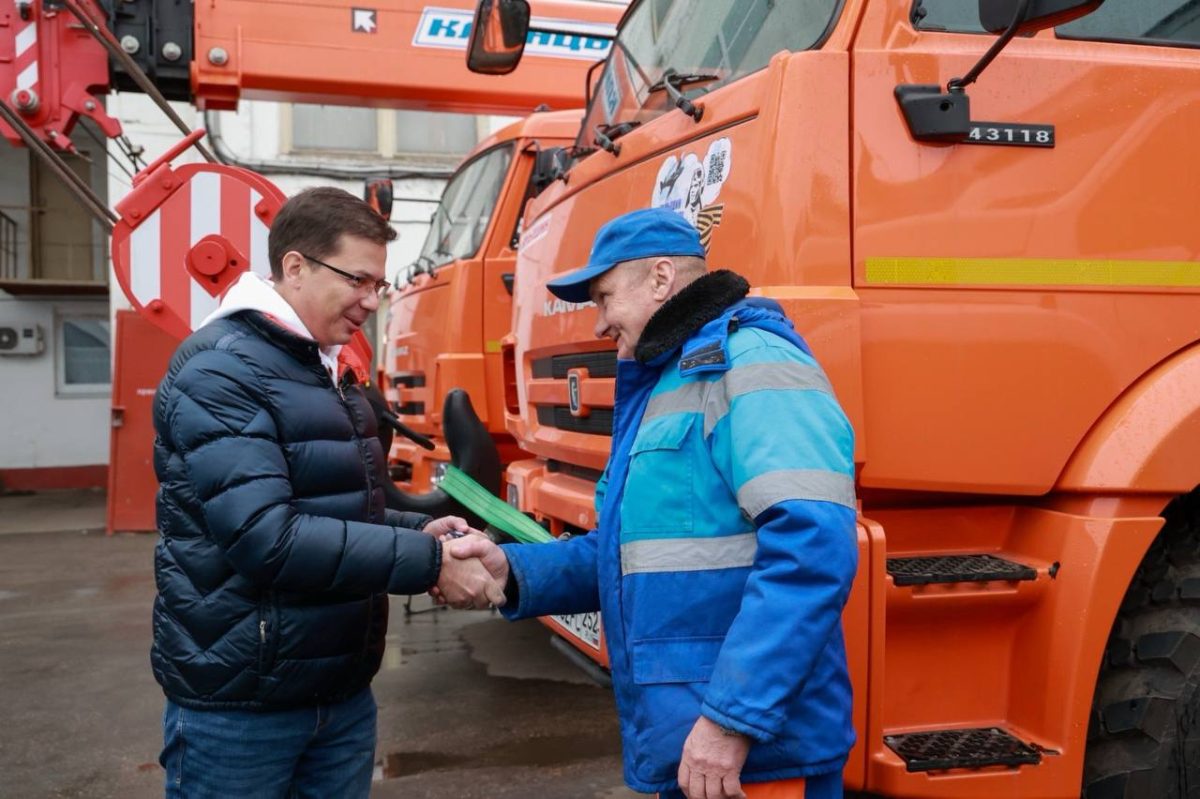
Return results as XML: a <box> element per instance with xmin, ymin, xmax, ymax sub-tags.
<box><xmin>545</xmin><ymin>207</ymin><xmax>705</xmax><ymax>303</ymax></box>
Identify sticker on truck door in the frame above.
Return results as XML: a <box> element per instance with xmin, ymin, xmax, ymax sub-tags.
<box><xmin>650</xmin><ymin>138</ymin><xmax>731</xmax><ymax>249</ymax></box>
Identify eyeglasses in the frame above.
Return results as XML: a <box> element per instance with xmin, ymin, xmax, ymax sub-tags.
<box><xmin>301</xmin><ymin>253</ymin><xmax>391</xmax><ymax>297</ymax></box>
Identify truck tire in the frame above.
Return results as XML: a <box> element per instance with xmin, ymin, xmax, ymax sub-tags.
<box><xmin>1083</xmin><ymin>491</ymin><xmax>1200</xmax><ymax>798</ymax></box>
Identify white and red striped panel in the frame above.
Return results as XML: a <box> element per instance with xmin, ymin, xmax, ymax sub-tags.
<box><xmin>13</xmin><ymin>3</ymin><xmax>39</xmax><ymax>101</ymax></box>
<box><xmin>114</xmin><ymin>167</ymin><xmax>276</xmax><ymax>339</ymax></box>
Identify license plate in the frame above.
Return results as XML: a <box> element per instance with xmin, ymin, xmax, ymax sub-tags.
<box><xmin>550</xmin><ymin>612</ymin><xmax>602</xmax><ymax>650</ymax></box>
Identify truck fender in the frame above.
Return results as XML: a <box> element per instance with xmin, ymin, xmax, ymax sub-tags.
<box><xmin>1059</xmin><ymin>343</ymin><xmax>1200</xmax><ymax>493</ymax></box>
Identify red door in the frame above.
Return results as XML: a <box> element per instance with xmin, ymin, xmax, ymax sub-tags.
<box><xmin>106</xmin><ymin>310</ymin><xmax>178</xmax><ymax>534</ymax></box>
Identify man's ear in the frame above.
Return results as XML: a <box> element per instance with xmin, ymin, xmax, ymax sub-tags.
<box><xmin>649</xmin><ymin>257</ymin><xmax>677</xmax><ymax>302</ymax></box>
<box><xmin>279</xmin><ymin>251</ymin><xmax>307</xmax><ymax>287</ymax></box>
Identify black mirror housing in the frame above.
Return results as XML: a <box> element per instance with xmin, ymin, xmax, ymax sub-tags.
<box><xmin>466</xmin><ymin>0</ymin><xmax>531</xmax><ymax>76</ymax></box>
<box><xmin>531</xmin><ymin>146</ymin><xmax>569</xmax><ymax>194</ymax></box>
<box><xmin>894</xmin><ymin>85</ymin><xmax>971</xmax><ymax>143</ymax></box>
<box><xmin>979</xmin><ymin>0</ymin><xmax>1104</xmax><ymax>35</ymax></box>
<box><xmin>363</xmin><ymin>177</ymin><xmax>394</xmax><ymax>220</ymax></box>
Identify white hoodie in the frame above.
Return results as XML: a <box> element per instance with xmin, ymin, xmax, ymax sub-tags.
<box><xmin>199</xmin><ymin>272</ymin><xmax>342</xmax><ymax>385</ymax></box>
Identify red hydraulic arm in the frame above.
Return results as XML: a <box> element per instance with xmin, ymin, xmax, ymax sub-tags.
<box><xmin>0</xmin><ymin>0</ymin><xmax>120</xmax><ymax>151</ymax></box>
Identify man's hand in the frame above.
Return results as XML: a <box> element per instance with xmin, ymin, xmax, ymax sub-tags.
<box><xmin>423</xmin><ymin>515</ymin><xmax>470</xmax><ymax>538</ymax></box>
<box><xmin>445</xmin><ymin>534</ymin><xmax>510</xmax><ymax>589</ymax></box>
<box><xmin>678</xmin><ymin>716</ymin><xmax>751</xmax><ymax>799</ymax></box>
<box><xmin>435</xmin><ymin>540</ymin><xmax>506</xmax><ymax>610</ymax></box>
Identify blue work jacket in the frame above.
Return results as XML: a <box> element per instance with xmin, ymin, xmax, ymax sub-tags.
<box><xmin>503</xmin><ymin>275</ymin><xmax>859</xmax><ymax>793</ymax></box>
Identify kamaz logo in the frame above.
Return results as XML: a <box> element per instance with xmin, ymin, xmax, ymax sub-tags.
<box><xmin>543</xmin><ymin>298</ymin><xmax>593</xmax><ymax>317</ymax></box>
<box><xmin>412</xmin><ymin>7</ymin><xmax>613</xmax><ymax>60</ymax></box>
<box><xmin>568</xmin><ymin>372</ymin><xmax>582</xmax><ymax>416</ymax></box>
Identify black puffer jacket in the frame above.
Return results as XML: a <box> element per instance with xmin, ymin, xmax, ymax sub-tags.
<box><xmin>151</xmin><ymin>311</ymin><xmax>439</xmax><ymax>710</ymax></box>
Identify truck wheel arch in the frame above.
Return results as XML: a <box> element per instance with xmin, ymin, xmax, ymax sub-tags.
<box><xmin>1059</xmin><ymin>343</ymin><xmax>1200</xmax><ymax>494</ymax></box>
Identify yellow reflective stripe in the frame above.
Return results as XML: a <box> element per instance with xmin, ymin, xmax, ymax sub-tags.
<box><xmin>866</xmin><ymin>257</ymin><xmax>1200</xmax><ymax>287</ymax></box>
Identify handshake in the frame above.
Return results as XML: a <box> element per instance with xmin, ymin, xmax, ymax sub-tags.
<box><xmin>423</xmin><ymin>516</ymin><xmax>510</xmax><ymax>610</ymax></box>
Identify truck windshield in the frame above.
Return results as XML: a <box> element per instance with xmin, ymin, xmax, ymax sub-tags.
<box><xmin>576</xmin><ymin>0</ymin><xmax>841</xmax><ymax>149</ymax></box>
<box><xmin>419</xmin><ymin>142</ymin><xmax>515</xmax><ymax>270</ymax></box>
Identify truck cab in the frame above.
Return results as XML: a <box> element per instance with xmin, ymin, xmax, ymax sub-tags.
<box><xmin>482</xmin><ymin>0</ymin><xmax>1200</xmax><ymax>795</ymax></box>
<box><xmin>384</xmin><ymin>110</ymin><xmax>579</xmax><ymax>492</ymax></box>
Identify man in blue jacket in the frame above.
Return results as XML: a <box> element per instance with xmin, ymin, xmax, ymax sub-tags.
<box><xmin>450</xmin><ymin>207</ymin><xmax>859</xmax><ymax>798</ymax></box>
<box><xmin>151</xmin><ymin>187</ymin><xmax>501</xmax><ymax>798</ymax></box>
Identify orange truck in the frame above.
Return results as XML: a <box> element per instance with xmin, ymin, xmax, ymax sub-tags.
<box><xmin>469</xmin><ymin>0</ymin><xmax>1200</xmax><ymax>796</ymax></box>
<box><xmin>383</xmin><ymin>109</ymin><xmax>580</xmax><ymax>496</ymax></box>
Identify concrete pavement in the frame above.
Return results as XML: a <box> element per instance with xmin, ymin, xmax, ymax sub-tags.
<box><xmin>0</xmin><ymin>490</ymin><xmax>639</xmax><ymax>799</ymax></box>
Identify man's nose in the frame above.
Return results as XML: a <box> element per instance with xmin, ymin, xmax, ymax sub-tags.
<box><xmin>361</xmin><ymin>289</ymin><xmax>381</xmax><ymax>312</ymax></box>
<box><xmin>593</xmin><ymin>315</ymin><xmax>608</xmax><ymax>339</ymax></box>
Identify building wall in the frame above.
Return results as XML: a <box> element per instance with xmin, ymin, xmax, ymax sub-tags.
<box><xmin>0</xmin><ymin>127</ymin><xmax>111</xmax><ymax>488</ymax></box>
<box><xmin>0</xmin><ymin>296</ymin><xmax>111</xmax><ymax>471</ymax></box>
<box><xmin>0</xmin><ymin>142</ymin><xmax>33</xmax><ymax>276</ymax></box>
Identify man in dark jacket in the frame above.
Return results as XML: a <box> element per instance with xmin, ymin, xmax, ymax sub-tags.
<box><xmin>151</xmin><ymin>186</ymin><xmax>500</xmax><ymax>798</ymax></box>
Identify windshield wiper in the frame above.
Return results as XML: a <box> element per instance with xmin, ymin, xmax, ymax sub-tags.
<box><xmin>425</xmin><ymin>245</ymin><xmax>456</xmax><ymax>277</ymax></box>
<box><xmin>647</xmin><ymin>70</ymin><xmax>719</xmax><ymax>122</ymax></box>
<box><xmin>406</xmin><ymin>254</ymin><xmax>436</xmax><ymax>284</ymax></box>
<box><xmin>593</xmin><ymin>121</ymin><xmax>641</xmax><ymax>156</ymax></box>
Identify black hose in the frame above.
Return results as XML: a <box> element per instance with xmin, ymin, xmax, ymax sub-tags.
<box><xmin>204</xmin><ymin>110</ymin><xmax>454</xmax><ymax>185</ymax></box>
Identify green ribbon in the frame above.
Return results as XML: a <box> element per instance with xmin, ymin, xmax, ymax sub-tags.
<box><xmin>439</xmin><ymin>465</ymin><xmax>555</xmax><ymax>544</ymax></box>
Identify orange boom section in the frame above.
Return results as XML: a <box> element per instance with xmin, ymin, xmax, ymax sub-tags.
<box><xmin>193</xmin><ymin>0</ymin><xmax>620</xmax><ymax>112</ymax></box>
<box><xmin>481</xmin><ymin>0</ymin><xmax>1200</xmax><ymax>796</ymax></box>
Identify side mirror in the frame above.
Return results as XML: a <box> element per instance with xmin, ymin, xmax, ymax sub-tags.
<box><xmin>530</xmin><ymin>146</ymin><xmax>569</xmax><ymax>194</ymax></box>
<box><xmin>895</xmin><ymin>0</ymin><xmax>1104</xmax><ymax>143</ymax></box>
<box><xmin>979</xmin><ymin>0</ymin><xmax>1104</xmax><ymax>35</ymax></box>
<box><xmin>363</xmin><ymin>177</ymin><xmax>394</xmax><ymax>220</ymax></box>
<box><xmin>466</xmin><ymin>0</ymin><xmax>531</xmax><ymax>76</ymax></box>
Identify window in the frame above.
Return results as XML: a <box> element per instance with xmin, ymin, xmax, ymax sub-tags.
<box><xmin>1058</xmin><ymin>1</ymin><xmax>1200</xmax><ymax>47</ymax></box>
<box><xmin>291</xmin><ymin>105</ymin><xmax>379</xmax><ymax>152</ymax></box>
<box><xmin>30</xmin><ymin>152</ymin><xmax>106</xmax><ymax>284</ymax></box>
<box><xmin>416</xmin><ymin>143</ymin><xmax>514</xmax><ymax>271</ymax></box>
<box><xmin>56</xmin><ymin>316</ymin><xmax>110</xmax><ymax>396</ymax></box>
<box><xmin>286</xmin><ymin>104</ymin><xmax>480</xmax><ymax>159</ymax></box>
<box><xmin>911</xmin><ymin>1</ymin><xmax>990</xmax><ymax>34</ymax></box>
<box><xmin>0</xmin><ymin>210</ymin><xmax>16</xmax><ymax>280</ymax></box>
<box><xmin>914</xmin><ymin>0</ymin><xmax>1200</xmax><ymax>47</ymax></box>
<box><xmin>577</xmin><ymin>0</ymin><xmax>841</xmax><ymax>148</ymax></box>
<box><xmin>394</xmin><ymin>110</ymin><xmax>479</xmax><ymax>156</ymax></box>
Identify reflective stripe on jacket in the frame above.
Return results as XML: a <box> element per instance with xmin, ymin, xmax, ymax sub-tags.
<box><xmin>503</xmin><ymin>290</ymin><xmax>858</xmax><ymax>793</ymax></box>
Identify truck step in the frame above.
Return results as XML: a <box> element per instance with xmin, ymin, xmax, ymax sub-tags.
<box><xmin>884</xmin><ymin>727</ymin><xmax>1043</xmax><ymax>772</ymax></box>
<box><xmin>887</xmin><ymin>554</ymin><xmax>1037</xmax><ymax>586</ymax></box>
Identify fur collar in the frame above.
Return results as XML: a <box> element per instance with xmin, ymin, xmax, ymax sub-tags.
<box><xmin>635</xmin><ymin>269</ymin><xmax>750</xmax><ymax>364</ymax></box>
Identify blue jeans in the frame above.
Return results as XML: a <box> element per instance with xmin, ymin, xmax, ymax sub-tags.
<box><xmin>160</xmin><ymin>688</ymin><xmax>377</xmax><ymax>799</ymax></box>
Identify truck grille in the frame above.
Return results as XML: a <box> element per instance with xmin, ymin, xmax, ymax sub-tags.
<box><xmin>532</xmin><ymin>350</ymin><xmax>617</xmax><ymax>379</ymax></box>
<box><xmin>536</xmin><ymin>406</ymin><xmax>613</xmax><ymax>435</ymax></box>
<box><xmin>531</xmin><ymin>349</ymin><xmax>616</xmax><ymax>435</ymax></box>
<box><xmin>547</xmin><ymin>460</ymin><xmax>604</xmax><ymax>483</ymax></box>
<box><xmin>391</xmin><ymin>372</ymin><xmax>426</xmax><ymax>388</ymax></box>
